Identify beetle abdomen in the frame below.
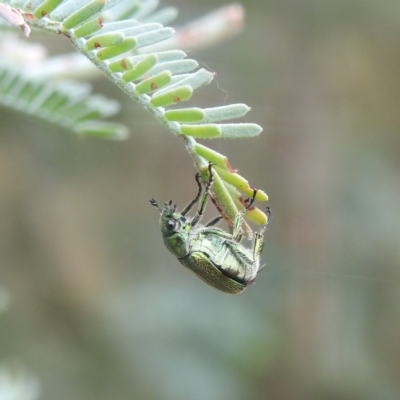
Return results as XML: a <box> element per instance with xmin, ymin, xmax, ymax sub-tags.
<box><xmin>179</xmin><ymin>251</ymin><xmax>246</xmax><ymax>294</ymax></box>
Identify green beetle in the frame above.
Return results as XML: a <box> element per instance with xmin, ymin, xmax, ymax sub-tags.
<box><xmin>150</xmin><ymin>163</ymin><xmax>271</xmax><ymax>294</ymax></box>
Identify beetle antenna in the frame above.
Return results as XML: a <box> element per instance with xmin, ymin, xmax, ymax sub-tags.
<box><xmin>149</xmin><ymin>198</ymin><xmax>161</xmax><ymax>212</ymax></box>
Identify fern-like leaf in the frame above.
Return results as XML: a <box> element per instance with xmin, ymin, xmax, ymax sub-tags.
<box><xmin>0</xmin><ymin>62</ymin><xmax>128</xmax><ymax>139</ymax></box>
<box><xmin>0</xmin><ymin>0</ymin><xmax>269</xmax><ymax>233</ymax></box>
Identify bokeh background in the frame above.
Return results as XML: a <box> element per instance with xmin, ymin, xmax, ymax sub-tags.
<box><xmin>1</xmin><ymin>0</ymin><xmax>400</xmax><ymax>399</ymax></box>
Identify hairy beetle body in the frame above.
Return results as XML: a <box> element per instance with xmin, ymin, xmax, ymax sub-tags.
<box><xmin>179</xmin><ymin>229</ymin><xmax>254</xmax><ymax>293</ymax></box>
<box><xmin>151</xmin><ymin>164</ymin><xmax>270</xmax><ymax>294</ymax></box>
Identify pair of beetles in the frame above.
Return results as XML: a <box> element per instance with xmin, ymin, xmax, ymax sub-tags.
<box><xmin>150</xmin><ymin>163</ymin><xmax>271</xmax><ymax>294</ymax></box>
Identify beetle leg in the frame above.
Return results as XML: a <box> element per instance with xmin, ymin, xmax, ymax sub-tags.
<box><xmin>233</xmin><ymin>189</ymin><xmax>258</xmax><ymax>241</ymax></box>
<box><xmin>265</xmin><ymin>206</ymin><xmax>272</xmax><ymax>227</ymax></box>
<box><xmin>252</xmin><ymin>231</ymin><xmax>264</xmax><ymax>261</ymax></box>
<box><xmin>252</xmin><ymin>206</ymin><xmax>272</xmax><ymax>263</ymax></box>
<box><xmin>181</xmin><ymin>173</ymin><xmax>202</xmax><ymax>216</ymax></box>
<box><xmin>191</xmin><ymin>162</ymin><xmax>213</xmax><ymax>227</ymax></box>
<box><xmin>205</xmin><ymin>215</ymin><xmax>223</xmax><ymax>227</ymax></box>
<box><xmin>254</xmin><ymin>207</ymin><xmax>271</xmax><ymax>247</ymax></box>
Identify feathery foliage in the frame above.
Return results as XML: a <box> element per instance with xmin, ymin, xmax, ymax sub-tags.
<box><xmin>0</xmin><ymin>0</ymin><xmax>269</xmax><ymax>234</ymax></box>
<box><xmin>0</xmin><ymin>62</ymin><xmax>128</xmax><ymax>138</ymax></box>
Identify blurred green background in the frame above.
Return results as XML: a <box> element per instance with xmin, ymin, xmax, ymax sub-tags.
<box><xmin>1</xmin><ymin>0</ymin><xmax>400</xmax><ymax>399</ymax></box>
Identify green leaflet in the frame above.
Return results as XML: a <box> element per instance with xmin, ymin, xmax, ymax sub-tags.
<box><xmin>33</xmin><ymin>0</ymin><xmax>63</xmax><ymax>19</ymax></box>
<box><xmin>135</xmin><ymin>71</ymin><xmax>172</xmax><ymax>94</ymax></box>
<box><xmin>149</xmin><ymin>85</ymin><xmax>193</xmax><ymax>107</ymax></box>
<box><xmin>179</xmin><ymin>123</ymin><xmax>261</xmax><ymax>139</ymax></box>
<box><xmin>121</xmin><ymin>54</ymin><xmax>157</xmax><ymax>82</ymax></box>
<box><xmin>84</xmin><ymin>32</ymin><xmax>124</xmax><ymax>51</ymax></box>
<box><xmin>72</xmin><ymin>17</ymin><xmax>103</xmax><ymax>38</ymax></box>
<box><xmin>213</xmin><ymin>165</ymin><xmax>268</xmax><ymax>201</ymax></box>
<box><xmin>1</xmin><ymin>0</ymin><xmax>269</xmax><ymax>228</ymax></box>
<box><xmin>62</xmin><ymin>0</ymin><xmax>106</xmax><ymax>30</ymax></box>
<box><xmin>164</xmin><ymin>108</ymin><xmax>205</xmax><ymax>123</ymax></box>
<box><xmin>95</xmin><ymin>37</ymin><xmax>136</xmax><ymax>60</ymax></box>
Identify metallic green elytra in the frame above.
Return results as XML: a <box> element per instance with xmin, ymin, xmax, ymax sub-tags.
<box><xmin>150</xmin><ymin>163</ymin><xmax>271</xmax><ymax>294</ymax></box>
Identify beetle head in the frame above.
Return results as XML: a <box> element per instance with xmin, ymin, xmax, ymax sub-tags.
<box><xmin>156</xmin><ymin>200</ymin><xmax>188</xmax><ymax>236</ymax></box>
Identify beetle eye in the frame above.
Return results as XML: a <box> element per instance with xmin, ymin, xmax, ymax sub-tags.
<box><xmin>166</xmin><ymin>220</ymin><xmax>176</xmax><ymax>231</ymax></box>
